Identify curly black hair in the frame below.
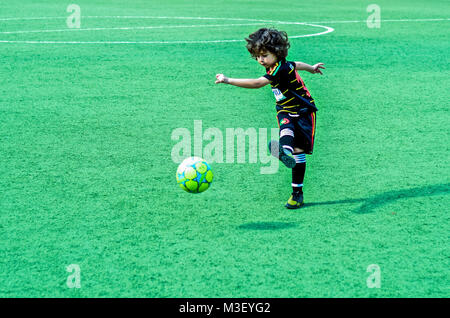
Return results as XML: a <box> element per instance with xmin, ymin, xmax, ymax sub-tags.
<box><xmin>245</xmin><ymin>28</ymin><xmax>290</xmax><ymax>61</ymax></box>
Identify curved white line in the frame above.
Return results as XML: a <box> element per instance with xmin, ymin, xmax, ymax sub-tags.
<box><xmin>0</xmin><ymin>16</ymin><xmax>334</xmax><ymax>44</ymax></box>
<box><xmin>290</xmin><ymin>23</ymin><xmax>335</xmax><ymax>38</ymax></box>
<box><xmin>0</xmin><ymin>15</ymin><xmax>446</xmax><ymax>44</ymax></box>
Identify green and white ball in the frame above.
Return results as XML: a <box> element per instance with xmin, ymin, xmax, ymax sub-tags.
<box><xmin>176</xmin><ymin>157</ymin><xmax>213</xmax><ymax>193</ymax></box>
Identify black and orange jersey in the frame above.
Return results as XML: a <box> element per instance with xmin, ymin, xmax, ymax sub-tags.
<box><xmin>263</xmin><ymin>60</ymin><xmax>318</xmax><ymax>114</ymax></box>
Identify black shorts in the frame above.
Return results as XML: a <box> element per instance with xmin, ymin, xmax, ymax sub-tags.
<box><xmin>277</xmin><ymin>111</ymin><xmax>317</xmax><ymax>154</ymax></box>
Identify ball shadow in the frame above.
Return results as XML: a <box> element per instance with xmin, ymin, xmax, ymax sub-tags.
<box><xmin>237</xmin><ymin>222</ymin><xmax>297</xmax><ymax>231</ymax></box>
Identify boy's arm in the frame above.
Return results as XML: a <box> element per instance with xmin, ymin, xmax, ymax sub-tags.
<box><xmin>215</xmin><ymin>74</ymin><xmax>270</xmax><ymax>89</ymax></box>
<box><xmin>295</xmin><ymin>62</ymin><xmax>325</xmax><ymax>75</ymax></box>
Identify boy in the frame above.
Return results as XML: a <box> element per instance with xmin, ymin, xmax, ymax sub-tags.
<box><xmin>215</xmin><ymin>28</ymin><xmax>325</xmax><ymax>209</ymax></box>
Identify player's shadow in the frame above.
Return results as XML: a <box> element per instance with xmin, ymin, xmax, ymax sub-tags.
<box><xmin>237</xmin><ymin>183</ymin><xmax>449</xmax><ymax>230</ymax></box>
<box><xmin>303</xmin><ymin>183</ymin><xmax>449</xmax><ymax>214</ymax></box>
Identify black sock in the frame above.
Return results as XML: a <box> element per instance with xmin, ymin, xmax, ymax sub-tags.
<box><xmin>292</xmin><ymin>154</ymin><xmax>306</xmax><ymax>193</ymax></box>
<box><xmin>279</xmin><ymin>128</ymin><xmax>295</xmax><ymax>154</ymax></box>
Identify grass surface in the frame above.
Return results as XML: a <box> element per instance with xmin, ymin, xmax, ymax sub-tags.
<box><xmin>0</xmin><ymin>0</ymin><xmax>449</xmax><ymax>297</ymax></box>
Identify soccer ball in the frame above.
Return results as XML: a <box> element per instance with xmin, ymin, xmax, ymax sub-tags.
<box><xmin>176</xmin><ymin>157</ymin><xmax>213</xmax><ymax>193</ymax></box>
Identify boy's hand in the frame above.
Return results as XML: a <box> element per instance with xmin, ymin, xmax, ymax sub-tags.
<box><xmin>215</xmin><ymin>74</ymin><xmax>229</xmax><ymax>84</ymax></box>
<box><xmin>311</xmin><ymin>63</ymin><xmax>325</xmax><ymax>75</ymax></box>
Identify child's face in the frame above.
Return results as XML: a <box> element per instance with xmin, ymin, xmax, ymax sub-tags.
<box><xmin>256</xmin><ymin>50</ymin><xmax>278</xmax><ymax>68</ymax></box>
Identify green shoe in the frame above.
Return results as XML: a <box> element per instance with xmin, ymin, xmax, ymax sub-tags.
<box><xmin>285</xmin><ymin>192</ymin><xmax>304</xmax><ymax>209</ymax></box>
<box><xmin>268</xmin><ymin>140</ymin><xmax>296</xmax><ymax>168</ymax></box>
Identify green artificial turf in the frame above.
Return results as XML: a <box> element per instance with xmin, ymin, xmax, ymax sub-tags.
<box><xmin>0</xmin><ymin>0</ymin><xmax>449</xmax><ymax>298</ymax></box>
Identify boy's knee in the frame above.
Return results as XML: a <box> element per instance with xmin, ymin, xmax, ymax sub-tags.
<box><xmin>293</xmin><ymin>147</ymin><xmax>304</xmax><ymax>154</ymax></box>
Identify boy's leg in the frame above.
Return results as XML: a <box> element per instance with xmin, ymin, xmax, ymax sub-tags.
<box><xmin>286</xmin><ymin>149</ymin><xmax>306</xmax><ymax>209</ymax></box>
<box><xmin>273</xmin><ymin>113</ymin><xmax>296</xmax><ymax>168</ymax></box>
<box><xmin>286</xmin><ymin>112</ymin><xmax>316</xmax><ymax>209</ymax></box>
<box><xmin>292</xmin><ymin>149</ymin><xmax>306</xmax><ymax>194</ymax></box>
<box><xmin>277</xmin><ymin>113</ymin><xmax>295</xmax><ymax>154</ymax></box>
<box><xmin>292</xmin><ymin>112</ymin><xmax>316</xmax><ymax>194</ymax></box>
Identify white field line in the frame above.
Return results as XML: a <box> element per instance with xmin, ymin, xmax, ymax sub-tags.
<box><xmin>306</xmin><ymin>18</ymin><xmax>450</xmax><ymax>24</ymax></box>
<box><xmin>0</xmin><ymin>15</ymin><xmax>448</xmax><ymax>22</ymax></box>
<box><xmin>0</xmin><ymin>16</ymin><xmax>275</xmax><ymax>21</ymax></box>
<box><xmin>0</xmin><ymin>23</ymin><xmax>272</xmax><ymax>34</ymax></box>
<box><xmin>0</xmin><ymin>16</ymin><xmax>334</xmax><ymax>43</ymax></box>
<box><xmin>0</xmin><ymin>40</ymin><xmax>248</xmax><ymax>44</ymax></box>
<box><xmin>0</xmin><ymin>16</ymin><xmax>448</xmax><ymax>44</ymax></box>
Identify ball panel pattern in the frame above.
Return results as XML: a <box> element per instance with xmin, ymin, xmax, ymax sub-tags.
<box><xmin>176</xmin><ymin>157</ymin><xmax>214</xmax><ymax>193</ymax></box>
